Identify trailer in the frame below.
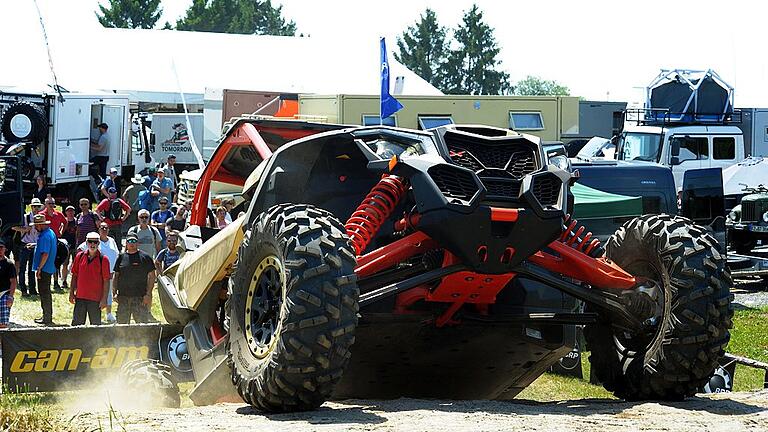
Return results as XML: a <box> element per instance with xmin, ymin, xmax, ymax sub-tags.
<box><xmin>147</xmin><ymin>113</ymin><xmax>204</xmax><ymax>172</ymax></box>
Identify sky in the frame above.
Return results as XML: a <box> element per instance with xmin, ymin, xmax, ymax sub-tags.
<box><xmin>5</xmin><ymin>0</ymin><xmax>768</xmax><ymax>106</ymax></box>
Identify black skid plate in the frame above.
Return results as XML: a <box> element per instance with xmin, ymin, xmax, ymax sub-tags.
<box><xmin>331</xmin><ymin>313</ymin><xmax>575</xmax><ymax>400</ymax></box>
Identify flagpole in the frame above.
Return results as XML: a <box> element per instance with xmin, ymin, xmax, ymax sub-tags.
<box><xmin>379</xmin><ymin>37</ymin><xmax>383</xmax><ymax>126</ymax></box>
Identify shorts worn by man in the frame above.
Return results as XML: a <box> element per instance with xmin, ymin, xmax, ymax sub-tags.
<box><xmin>70</xmin><ymin>232</ymin><xmax>110</xmax><ymax>326</ymax></box>
<box><xmin>0</xmin><ymin>241</ymin><xmax>18</xmax><ymax>328</ymax></box>
<box><xmin>113</xmin><ymin>233</ymin><xmax>155</xmax><ymax>324</ymax></box>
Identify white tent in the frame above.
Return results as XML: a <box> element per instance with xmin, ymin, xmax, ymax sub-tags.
<box><xmin>0</xmin><ymin>1</ymin><xmax>442</xmax><ymax>104</ymax></box>
<box><xmin>722</xmin><ymin>157</ymin><xmax>768</xmax><ymax>195</ymax></box>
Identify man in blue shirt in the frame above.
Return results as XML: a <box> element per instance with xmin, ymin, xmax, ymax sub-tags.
<box><xmin>151</xmin><ymin>169</ymin><xmax>174</xmax><ymax>204</ymax></box>
<box><xmin>100</xmin><ymin>167</ymin><xmax>121</xmax><ymax>199</ymax></box>
<box><xmin>31</xmin><ymin>214</ymin><xmax>58</xmax><ymax>325</ymax></box>
<box><xmin>151</xmin><ymin>197</ymin><xmax>174</xmax><ymax>247</ymax></box>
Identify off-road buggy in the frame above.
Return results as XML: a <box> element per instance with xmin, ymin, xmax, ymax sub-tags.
<box><xmin>154</xmin><ymin>117</ymin><xmax>733</xmax><ymax>412</ymax></box>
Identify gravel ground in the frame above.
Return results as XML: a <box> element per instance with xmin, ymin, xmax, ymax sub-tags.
<box><xmin>733</xmin><ymin>278</ymin><xmax>768</xmax><ymax>309</ymax></box>
<box><xmin>71</xmin><ymin>391</ymin><xmax>768</xmax><ymax>432</ymax></box>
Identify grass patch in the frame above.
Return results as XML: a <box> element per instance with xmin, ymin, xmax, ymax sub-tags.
<box><xmin>726</xmin><ymin>306</ymin><xmax>768</xmax><ymax>391</ymax></box>
<box><xmin>517</xmin><ymin>355</ymin><xmax>614</xmax><ymax>401</ymax></box>
<box><xmin>0</xmin><ymin>390</ymin><xmax>69</xmax><ymax>432</ymax></box>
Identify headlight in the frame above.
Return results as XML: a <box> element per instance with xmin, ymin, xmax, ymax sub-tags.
<box><xmin>763</xmin><ymin>211</ymin><xmax>768</xmax><ymax>223</ymax></box>
<box><xmin>549</xmin><ymin>155</ymin><xmax>571</xmax><ymax>172</ymax></box>
<box><xmin>728</xmin><ymin>210</ymin><xmax>738</xmax><ymax>222</ymax></box>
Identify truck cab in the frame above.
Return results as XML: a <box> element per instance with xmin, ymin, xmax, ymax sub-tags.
<box><xmin>617</xmin><ymin>123</ymin><xmax>743</xmax><ymax>190</ymax></box>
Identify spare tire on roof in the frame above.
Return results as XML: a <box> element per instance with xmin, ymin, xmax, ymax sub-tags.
<box><xmin>1</xmin><ymin>101</ymin><xmax>48</xmax><ymax>144</ymax></box>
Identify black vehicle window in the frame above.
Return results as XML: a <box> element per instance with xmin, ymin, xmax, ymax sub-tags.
<box><xmin>713</xmin><ymin>137</ymin><xmax>736</xmax><ymax>160</ymax></box>
<box><xmin>674</xmin><ymin>137</ymin><xmax>708</xmax><ymax>162</ymax></box>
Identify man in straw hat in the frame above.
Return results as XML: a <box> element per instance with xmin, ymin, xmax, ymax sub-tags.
<box><xmin>122</xmin><ymin>173</ymin><xmax>147</xmax><ymax>230</ymax></box>
<box><xmin>31</xmin><ymin>214</ymin><xmax>57</xmax><ymax>325</ymax></box>
<box><xmin>11</xmin><ymin>197</ymin><xmax>44</xmax><ymax>296</ymax></box>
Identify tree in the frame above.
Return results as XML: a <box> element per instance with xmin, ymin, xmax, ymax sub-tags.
<box><xmin>176</xmin><ymin>0</ymin><xmax>296</xmax><ymax>36</ymax></box>
<box><xmin>442</xmin><ymin>5</ymin><xmax>511</xmax><ymax>95</ymax></box>
<box><xmin>394</xmin><ymin>9</ymin><xmax>447</xmax><ymax>90</ymax></box>
<box><xmin>514</xmin><ymin>76</ymin><xmax>571</xmax><ymax>96</ymax></box>
<box><xmin>96</xmin><ymin>0</ymin><xmax>163</xmax><ymax>29</ymax></box>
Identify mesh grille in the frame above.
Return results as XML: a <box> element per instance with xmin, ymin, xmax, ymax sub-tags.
<box><xmin>429</xmin><ymin>165</ymin><xmax>479</xmax><ymax>202</ymax></box>
<box><xmin>532</xmin><ymin>175</ymin><xmax>561</xmax><ymax>207</ymax></box>
<box><xmin>484</xmin><ymin>179</ymin><xmax>522</xmax><ymax>200</ymax></box>
<box><xmin>448</xmin><ymin>143</ymin><xmax>536</xmax><ymax>179</ymax></box>
<box><xmin>741</xmin><ymin>201</ymin><xmax>759</xmax><ymax>223</ymax></box>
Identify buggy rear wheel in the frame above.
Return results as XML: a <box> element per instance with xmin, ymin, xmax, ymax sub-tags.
<box><xmin>227</xmin><ymin>204</ymin><xmax>358</xmax><ymax>413</ymax></box>
<box><xmin>119</xmin><ymin>359</ymin><xmax>180</xmax><ymax>408</ymax></box>
<box><xmin>585</xmin><ymin>214</ymin><xmax>733</xmax><ymax>400</ymax></box>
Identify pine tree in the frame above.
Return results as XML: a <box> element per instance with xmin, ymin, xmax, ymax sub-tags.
<box><xmin>394</xmin><ymin>9</ymin><xmax>447</xmax><ymax>89</ymax></box>
<box><xmin>95</xmin><ymin>0</ymin><xmax>163</xmax><ymax>29</ymax></box>
<box><xmin>442</xmin><ymin>5</ymin><xmax>511</xmax><ymax>95</ymax></box>
<box><xmin>176</xmin><ymin>0</ymin><xmax>296</xmax><ymax>36</ymax></box>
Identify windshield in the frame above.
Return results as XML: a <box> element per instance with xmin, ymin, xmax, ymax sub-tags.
<box><xmin>576</xmin><ymin>137</ymin><xmax>611</xmax><ymax>160</ymax></box>
<box><xmin>618</xmin><ymin>132</ymin><xmax>663</xmax><ymax>162</ymax></box>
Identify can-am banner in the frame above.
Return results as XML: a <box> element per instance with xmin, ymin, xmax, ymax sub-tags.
<box><xmin>1</xmin><ymin>324</ymin><xmax>193</xmax><ymax>392</ymax></box>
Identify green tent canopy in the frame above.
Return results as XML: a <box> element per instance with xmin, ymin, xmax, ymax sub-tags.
<box><xmin>571</xmin><ymin>183</ymin><xmax>643</xmax><ymax>219</ymax></box>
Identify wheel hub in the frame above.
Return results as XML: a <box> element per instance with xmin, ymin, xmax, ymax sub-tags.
<box><xmin>244</xmin><ymin>255</ymin><xmax>285</xmax><ymax>359</ymax></box>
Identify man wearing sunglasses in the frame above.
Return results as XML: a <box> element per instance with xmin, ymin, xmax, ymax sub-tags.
<box><xmin>113</xmin><ymin>233</ymin><xmax>155</xmax><ymax>323</ymax></box>
<box><xmin>70</xmin><ymin>232</ymin><xmax>110</xmax><ymax>325</ymax></box>
<box><xmin>128</xmin><ymin>209</ymin><xmax>161</xmax><ymax>257</ymax></box>
<box><xmin>97</xmin><ymin>187</ymin><xmax>131</xmax><ymax>247</ymax></box>
<box><xmin>78</xmin><ymin>223</ymin><xmax>119</xmax><ymax>324</ymax></box>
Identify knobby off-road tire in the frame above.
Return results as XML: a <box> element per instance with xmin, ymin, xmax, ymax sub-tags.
<box><xmin>227</xmin><ymin>203</ymin><xmax>359</xmax><ymax>412</ymax></box>
<box><xmin>119</xmin><ymin>359</ymin><xmax>181</xmax><ymax>408</ymax></box>
<box><xmin>585</xmin><ymin>214</ymin><xmax>734</xmax><ymax>400</ymax></box>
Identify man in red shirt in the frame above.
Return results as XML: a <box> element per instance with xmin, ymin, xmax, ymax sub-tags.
<box><xmin>39</xmin><ymin>197</ymin><xmax>67</xmax><ymax>291</ymax></box>
<box><xmin>97</xmin><ymin>187</ymin><xmax>131</xmax><ymax>247</ymax></box>
<box><xmin>69</xmin><ymin>232</ymin><xmax>110</xmax><ymax>325</ymax></box>
<box><xmin>39</xmin><ymin>197</ymin><xmax>66</xmax><ymax>237</ymax></box>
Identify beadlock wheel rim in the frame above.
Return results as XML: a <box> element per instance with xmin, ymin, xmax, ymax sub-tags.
<box><xmin>244</xmin><ymin>255</ymin><xmax>285</xmax><ymax>359</ymax></box>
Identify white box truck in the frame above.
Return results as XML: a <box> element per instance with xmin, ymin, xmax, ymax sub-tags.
<box><xmin>0</xmin><ymin>91</ymin><xmax>139</xmax><ymax>203</ymax></box>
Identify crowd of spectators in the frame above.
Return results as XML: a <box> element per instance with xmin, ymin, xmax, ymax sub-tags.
<box><xmin>0</xmin><ymin>155</ymin><xmax>227</xmax><ymax>329</ymax></box>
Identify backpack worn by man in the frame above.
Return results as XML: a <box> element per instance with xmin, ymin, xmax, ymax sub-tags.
<box><xmin>108</xmin><ymin>199</ymin><xmax>124</xmax><ymax>222</ymax></box>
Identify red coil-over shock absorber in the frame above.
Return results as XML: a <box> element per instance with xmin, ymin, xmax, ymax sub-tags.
<box><xmin>559</xmin><ymin>214</ymin><xmax>604</xmax><ymax>258</ymax></box>
<box><xmin>345</xmin><ymin>175</ymin><xmax>408</xmax><ymax>255</ymax></box>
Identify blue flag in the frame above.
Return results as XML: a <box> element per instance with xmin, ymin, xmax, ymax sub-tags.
<box><xmin>380</xmin><ymin>37</ymin><xmax>403</xmax><ymax>120</ymax></box>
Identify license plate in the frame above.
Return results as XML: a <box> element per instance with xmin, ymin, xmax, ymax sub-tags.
<box><xmin>750</xmin><ymin>225</ymin><xmax>768</xmax><ymax>232</ymax></box>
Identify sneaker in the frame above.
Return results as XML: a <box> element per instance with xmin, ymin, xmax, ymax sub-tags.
<box><xmin>62</xmin><ymin>282</ymin><xmax>69</xmax><ymax>290</ymax></box>
<box><xmin>106</xmin><ymin>313</ymin><xmax>116</xmax><ymax>324</ymax></box>
<box><xmin>33</xmin><ymin>318</ymin><xmax>53</xmax><ymax>326</ymax></box>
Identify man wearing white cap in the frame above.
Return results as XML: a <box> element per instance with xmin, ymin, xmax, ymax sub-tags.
<box><xmin>70</xmin><ymin>232</ymin><xmax>110</xmax><ymax>325</ymax></box>
<box><xmin>100</xmin><ymin>167</ymin><xmax>121</xmax><ymax>199</ymax></box>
